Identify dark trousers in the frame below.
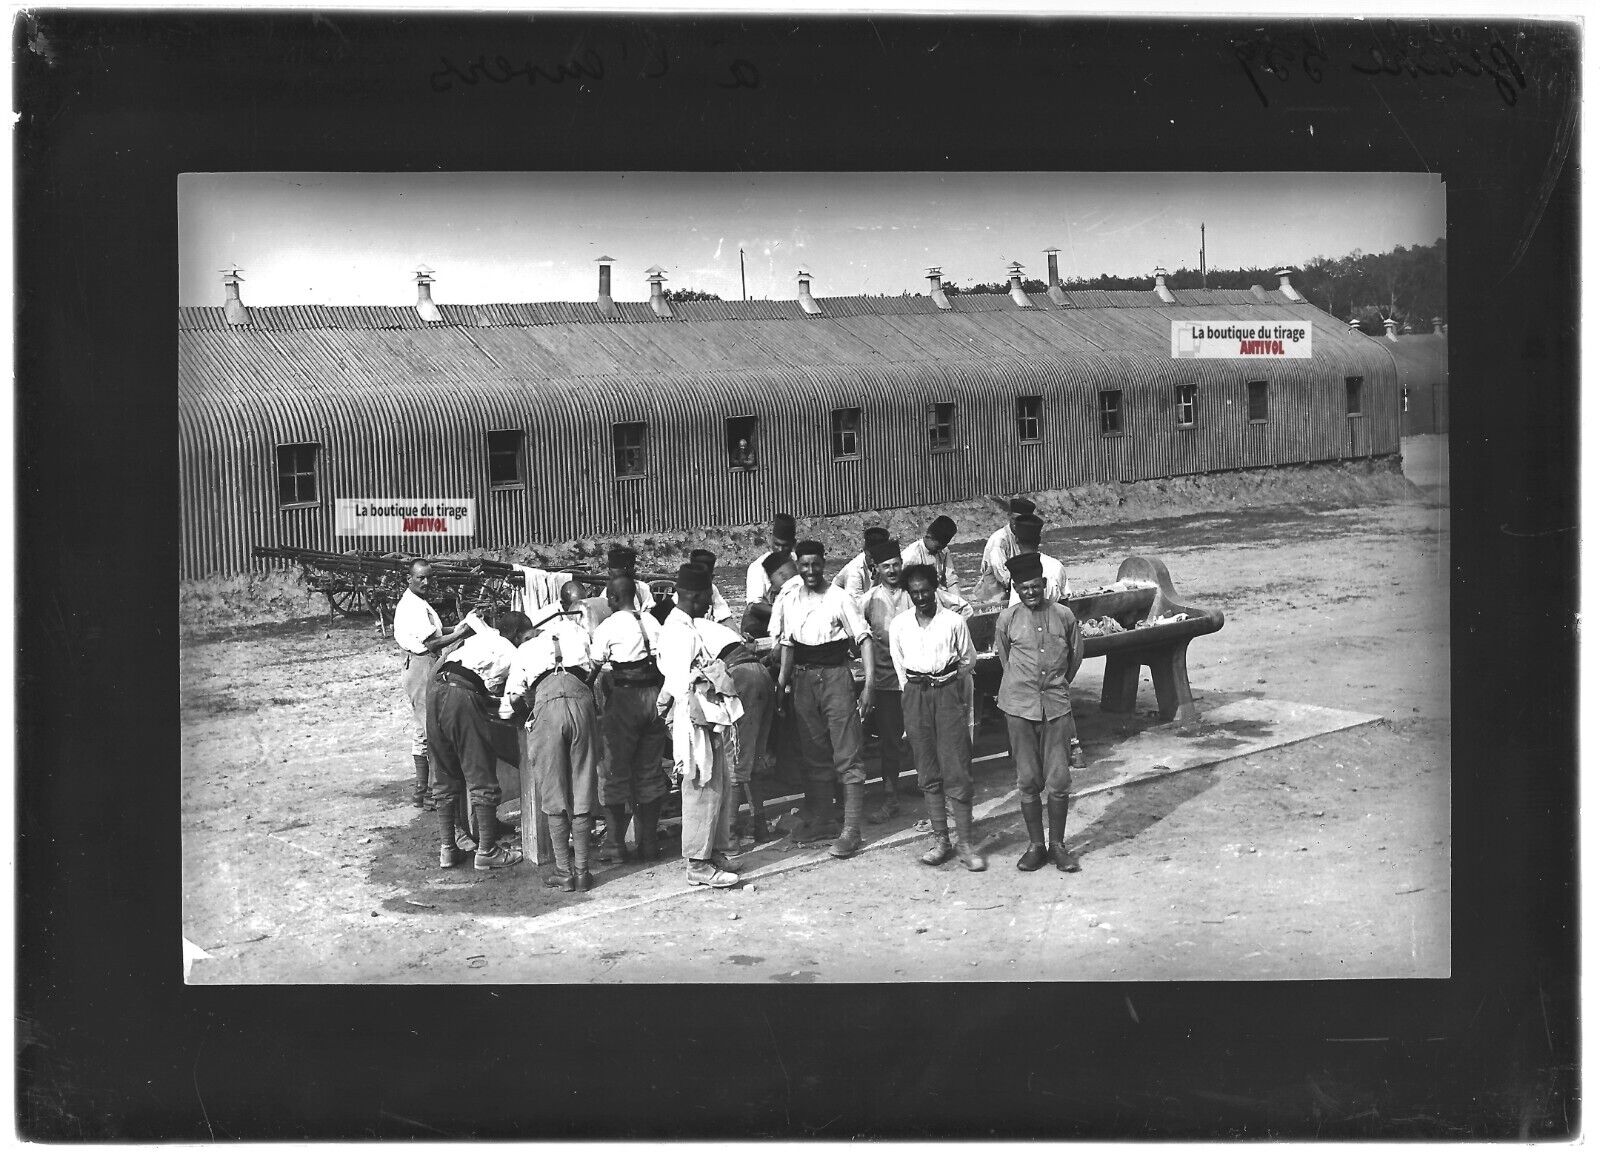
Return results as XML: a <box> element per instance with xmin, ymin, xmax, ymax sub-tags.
<box><xmin>528</xmin><ymin>672</ymin><xmax>601</xmax><ymax>817</ymax></box>
<box><xmin>727</xmin><ymin>660</ymin><xmax>775</xmax><ymax>785</ymax></box>
<box><xmin>903</xmin><ymin>680</ymin><xmax>972</xmax><ymax>804</ymax></box>
<box><xmin>599</xmin><ymin>681</ymin><xmax>669</xmax><ymax>806</ymax></box>
<box><xmin>869</xmin><ymin>688</ymin><xmax>912</xmax><ymax>784</ymax></box>
<box><xmin>426</xmin><ymin>678</ymin><xmax>520</xmax><ymax>810</ymax></box>
<box><xmin>1006</xmin><ymin>710</ymin><xmax>1076</xmax><ymax>805</ymax></box>
<box><xmin>792</xmin><ymin>663</ymin><xmax>866</xmax><ymax>788</ymax></box>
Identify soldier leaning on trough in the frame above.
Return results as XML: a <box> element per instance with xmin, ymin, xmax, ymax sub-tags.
<box><xmin>427</xmin><ymin>609</ymin><xmax>532</xmax><ymax>872</ymax></box>
<box><xmin>994</xmin><ymin>552</ymin><xmax>1086</xmax><ymax>874</ymax></box>
<box><xmin>744</xmin><ymin>512</ymin><xmax>798</xmax><ymax>606</ymax></box>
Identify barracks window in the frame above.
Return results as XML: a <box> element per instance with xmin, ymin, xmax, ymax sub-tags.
<box><xmin>275</xmin><ymin>443</ymin><xmax>320</xmax><ymax>508</ymax></box>
<box><xmin>1175</xmin><ymin>385</ymin><xmax>1197</xmax><ymax>428</ymax></box>
<box><xmin>1247</xmin><ymin>381</ymin><xmax>1269</xmax><ymax>423</ymax></box>
<box><xmin>726</xmin><ymin>415</ymin><xmax>758</xmax><ymax>470</ymax></box>
<box><xmin>486</xmin><ymin>429</ymin><xmax>525</xmax><ymax>488</ymax></box>
<box><xmin>1345</xmin><ymin>376</ymin><xmax>1364</xmax><ymax>416</ymax></box>
<box><xmin>928</xmin><ymin>401</ymin><xmax>956</xmax><ymax>452</ymax></box>
<box><xmin>831</xmin><ymin>407</ymin><xmax>862</xmax><ymax>460</ymax></box>
<box><xmin>613</xmin><ymin>422</ymin><xmax>648</xmax><ymax>478</ymax></box>
<box><xmin>1098</xmin><ymin>390</ymin><xmax>1124</xmax><ymax>436</ymax></box>
<box><xmin>1016</xmin><ymin>395</ymin><xmax>1042</xmax><ymax>443</ymax></box>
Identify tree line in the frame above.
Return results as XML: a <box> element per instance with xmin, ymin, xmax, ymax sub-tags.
<box><xmin>944</xmin><ymin>238</ymin><xmax>1447</xmax><ymax>335</ymax></box>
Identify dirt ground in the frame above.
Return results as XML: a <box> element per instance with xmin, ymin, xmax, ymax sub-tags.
<box><xmin>180</xmin><ymin>439</ymin><xmax>1450</xmax><ymax>983</ymax></box>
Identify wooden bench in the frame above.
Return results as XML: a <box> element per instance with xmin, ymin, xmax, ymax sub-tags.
<box><xmin>969</xmin><ymin>555</ymin><xmax>1224</xmax><ymax>724</ymax></box>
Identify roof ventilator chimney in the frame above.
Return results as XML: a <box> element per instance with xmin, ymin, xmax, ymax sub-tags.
<box><xmin>1249</xmin><ymin>284</ymin><xmax>1269</xmax><ymax>303</ymax></box>
<box><xmin>413</xmin><ymin>264</ymin><xmax>441</xmax><ymax>323</ymax></box>
<box><xmin>1152</xmin><ymin>265</ymin><xmax>1176</xmax><ymax>304</ymax></box>
<box><xmin>220</xmin><ymin>265</ymin><xmax>250</xmax><ymax>326</ymax></box>
<box><xmin>1348</xmin><ymin>318</ymin><xmax>1362</xmax><ymax>333</ymax></box>
<box><xmin>596</xmin><ymin>255</ymin><xmax>616</xmax><ymax>318</ymax></box>
<box><xmin>1276</xmin><ymin>267</ymin><xmax>1304</xmax><ymax>302</ymax></box>
<box><xmin>1006</xmin><ymin>261</ymin><xmax>1032</xmax><ymax>308</ymax></box>
<box><xmin>797</xmin><ymin>269</ymin><xmax>822</xmax><ymax>316</ymax></box>
<box><xmin>926</xmin><ymin>267</ymin><xmax>952</xmax><ymax>310</ymax></box>
<box><xmin>646</xmin><ymin>266</ymin><xmax>673</xmax><ymax>319</ymax></box>
<box><xmin>1383</xmin><ymin>317</ymin><xmax>1400</xmax><ymax>342</ymax></box>
<box><xmin>1044</xmin><ymin>248</ymin><xmax>1068</xmax><ymax>305</ymax></box>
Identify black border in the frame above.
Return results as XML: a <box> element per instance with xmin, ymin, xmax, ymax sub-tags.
<box><xmin>15</xmin><ymin>12</ymin><xmax>1579</xmax><ymax>1139</ymax></box>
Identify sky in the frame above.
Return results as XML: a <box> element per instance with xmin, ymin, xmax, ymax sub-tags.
<box><xmin>178</xmin><ymin>172</ymin><xmax>1445</xmax><ymax>308</ymax></box>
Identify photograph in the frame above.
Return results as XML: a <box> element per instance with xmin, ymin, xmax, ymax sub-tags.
<box><xmin>178</xmin><ymin>170</ymin><xmax>1451</xmax><ymax>985</ymax></box>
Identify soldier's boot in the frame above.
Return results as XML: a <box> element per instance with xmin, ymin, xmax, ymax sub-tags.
<box><xmin>633</xmin><ymin>799</ymin><xmax>662</xmax><ymax>862</ymax></box>
<box><xmin>474</xmin><ymin>804</ymin><xmax>522</xmax><ymax>870</ymax></box>
<box><xmin>918</xmin><ymin>790</ymin><xmax>955</xmax><ymax>866</ymax></box>
<box><xmin>598</xmin><ymin>803</ymin><xmax>631</xmax><ymax>864</ymax></box>
<box><xmin>789</xmin><ymin>783</ymin><xmax>836</xmax><ymax>844</ymax></box>
<box><xmin>866</xmin><ymin>769</ymin><xmax>903</xmax><ymax>825</ymax></box>
<box><xmin>1016</xmin><ymin>800</ymin><xmax>1049</xmax><ymax>872</ymax></box>
<box><xmin>411</xmin><ymin>755</ymin><xmax>435</xmax><ymax>810</ymax></box>
<box><xmin>453</xmin><ymin>795</ymin><xmax>476</xmax><ymax>853</ymax></box>
<box><xmin>949</xmin><ymin>797</ymin><xmax>987</xmax><ymax>872</ymax></box>
<box><xmin>1047</xmin><ymin>795</ymin><xmax>1081</xmax><ymax>873</ymax></box>
<box><xmin>436</xmin><ymin>795</ymin><xmax>466</xmax><ymax>868</ymax></box>
<box><xmin>543</xmin><ymin>812</ymin><xmax>575</xmax><ymax>890</ymax></box>
<box><xmin>571</xmin><ymin>813</ymin><xmax>594</xmax><ymax>891</ymax></box>
<box><xmin>829</xmin><ymin>782</ymin><xmax>865</xmax><ymax>859</ymax></box>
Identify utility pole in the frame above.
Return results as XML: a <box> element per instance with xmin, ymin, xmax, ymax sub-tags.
<box><xmin>740</xmin><ymin>248</ymin><xmax>747</xmax><ymax>301</ymax></box>
<box><xmin>1200</xmin><ymin>222</ymin><xmax>1207</xmax><ymax>289</ymax></box>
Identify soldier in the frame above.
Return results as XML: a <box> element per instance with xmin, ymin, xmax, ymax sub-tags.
<box><xmin>657</xmin><ymin>562</ymin><xmax>742</xmax><ymax>888</ymax></box>
<box><xmin>994</xmin><ymin>552</ymin><xmax>1086</xmax><ymax>872</ymax></box>
<box><xmin>606</xmin><ymin>544</ymin><xmax>657</xmax><ymax>614</ymax></box>
<box><xmin>695</xmin><ymin>617</ymin><xmax>779</xmax><ymax>848</ymax></box>
<box><xmin>588</xmin><ymin>577</ymin><xmax>670</xmax><ymax>864</ymax></box>
<box><xmin>687</xmin><ymin>548</ymin><xmax>737</xmax><ymax>626</ymax></box>
<box><xmin>392</xmin><ymin>559</ymin><xmax>472</xmax><ymax>810</ymax></box>
<box><xmin>977</xmin><ymin>497</ymin><xmax>1037</xmax><ymax>594</ymax></box>
<box><xmin>771</xmin><ymin>540</ymin><xmax>876</xmax><ymax>858</ymax></box>
<box><xmin>741</xmin><ymin>552</ymin><xmax>798</xmax><ymax>638</ymax></box>
<box><xmin>427</xmin><ymin>610</ymin><xmax>531</xmax><ymax>871</ymax></box>
<box><xmin>504</xmin><ymin>586</ymin><xmax>601</xmax><ymax>892</ymax></box>
<box><xmin>890</xmin><ymin>564</ymin><xmax>982</xmax><ymax>871</ymax></box>
<box><xmin>900</xmin><ymin>514</ymin><xmax>969</xmax><ymax>611</ymax></box>
<box><xmin>831</xmin><ymin>526</ymin><xmax>892</xmax><ymax>602</ymax></box>
<box><xmin>745</xmin><ymin>513</ymin><xmax>798</xmax><ymax>604</ymax></box>
<box><xmin>1007</xmin><ymin>514</ymin><xmax>1071</xmax><ymax>604</ymax></box>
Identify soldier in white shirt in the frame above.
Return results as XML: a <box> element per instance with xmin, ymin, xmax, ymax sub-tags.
<box><xmin>1007</xmin><ymin>513</ymin><xmax>1072</xmax><ymax>604</ymax></box>
<box><xmin>686</xmin><ymin>548</ymin><xmax>736</xmax><ymax>625</ymax></box>
<box><xmin>392</xmin><ymin>560</ymin><xmax>472</xmax><ymax>810</ymax></box>
<box><xmin>830</xmin><ymin>526</ymin><xmax>890</xmax><ymax>602</ymax></box>
<box><xmin>744</xmin><ymin>513</ymin><xmax>797</xmax><ymax>604</ymax></box>
<box><xmin>606</xmin><ymin>544</ymin><xmax>657</xmax><ymax>615</ymax></box>
<box><xmin>772</xmin><ymin>539</ymin><xmax>877</xmax><ymax>858</ymax></box>
<box><xmin>740</xmin><ymin>552</ymin><xmax>798</xmax><ymax>639</ymax></box>
<box><xmin>426</xmin><ymin>610</ymin><xmax>530</xmax><ymax>871</ymax></box>
<box><xmin>588</xmin><ymin>577</ymin><xmax>670</xmax><ymax>864</ymax></box>
<box><xmin>656</xmin><ymin>562</ymin><xmax>742</xmax><ymax>888</ymax></box>
<box><xmin>504</xmin><ymin>587</ymin><xmax>601</xmax><ymax>891</ymax></box>
<box><xmin>900</xmin><ymin>514</ymin><xmax>970</xmax><ymax>611</ymax></box>
<box><xmin>890</xmin><ymin>564</ymin><xmax>983</xmax><ymax>871</ymax></box>
<box><xmin>976</xmin><ymin>497</ymin><xmax>1037</xmax><ymax>596</ymax></box>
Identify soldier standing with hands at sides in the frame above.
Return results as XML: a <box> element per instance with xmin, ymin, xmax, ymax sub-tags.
<box><xmin>588</xmin><ymin>577</ymin><xmax>670</xmax><ymax>864</ymax></box>
<box><xmin>771</xmin><ymin>540</ymin><xmax>876</xmax><ymax>858</ymax></box>
<box><xmin>427</xmin><ymin>609</ymin><xmax>531</xmax><ymax>871</ymax></box>
<box><xmin>889</xmin><ymin>564</ymin><xmax>982</xmax><ymax>870</ymax></box>
<box><xmin>745</xmin><ymin>513</ymin><xmax>798</xmax><ymax>604</ymax></box>
<box><xmin>994</xmin><ymin>552</ymin><xmax>1086</xmax><ymax>873</ymax></box>
<box><xmin>657</xmin><ymin>562</ymin><xmax>742</xmax><ymax>888</ymax></box>
<box><xmin>503</xmin><ymin>583</ymin><xmax>601</xmax><ymax>891</ymax></box>
<box><xmin>393</xmin><ymin>559</ymin><xmax>473</xmax><ymax>811</ymax></box>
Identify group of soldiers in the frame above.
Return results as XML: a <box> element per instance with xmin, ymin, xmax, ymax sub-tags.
<box><xmin>394</xmin><ymin>500</ymin><xmax>1089</xmax><ymax>892</ymax></box>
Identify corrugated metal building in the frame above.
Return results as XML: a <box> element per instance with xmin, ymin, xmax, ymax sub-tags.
<box><xmin>179</xmin><ymin>267</ymin><xmax>1403</xmax><ymax>578</ymax></box>
<box><xmin>1388</xmin><ymin>329</ymin><xmax>1449</xmax><ymax>436</ymax></box>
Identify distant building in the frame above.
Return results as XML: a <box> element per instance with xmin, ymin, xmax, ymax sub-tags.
<box><xmin>1389</xmin><ymin>323</ymin><xmax>1449</xmax><ymax>436</ymax></box>
<box><xmin>179</xmin><ymin>261</ymin><xmax>1402</xmax><ymax>579</ymax></box>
